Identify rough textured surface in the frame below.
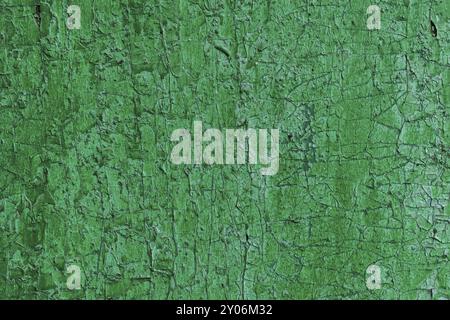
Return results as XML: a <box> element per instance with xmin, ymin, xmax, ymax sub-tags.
<box><xmin>0</xmin><ymin>0</ymin><xmax>449</xmax><ymax>299</ymax></box>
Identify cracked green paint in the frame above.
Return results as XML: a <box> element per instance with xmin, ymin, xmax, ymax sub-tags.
<box><xmin>0</xmin><ymin>0</ymin><xmax>449</xmax><ymax>300</ymax></box>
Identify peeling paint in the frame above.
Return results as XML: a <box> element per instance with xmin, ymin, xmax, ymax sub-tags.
<box><xmin>0</xmin><ymin>0</ymin><xmax>448</xmax><ymax>300</ymax></box>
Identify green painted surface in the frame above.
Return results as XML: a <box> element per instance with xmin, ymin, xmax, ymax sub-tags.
<box><xmin>0</xmin><ymin>0</ymin><xmax>449</xmax><ymax>299</ymax></box>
